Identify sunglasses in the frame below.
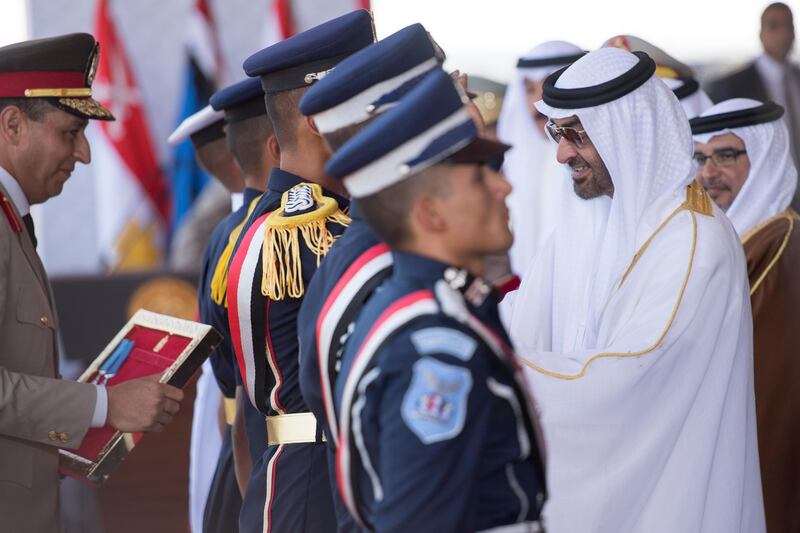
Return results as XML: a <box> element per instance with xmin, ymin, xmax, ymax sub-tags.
<box><xmin>545</xmin><ymin>121</ymin><xmax>591</xmax><ymax>149</ymax></box>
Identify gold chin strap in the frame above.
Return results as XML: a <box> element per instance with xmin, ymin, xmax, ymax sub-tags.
<box><xmin>25</xmin><ymin>87</ymin><xmax>92</xmax><ymax>97</ymax></box>
<box><xmin>261</xmin><ymin>183</ymin><xmax>350</xmax><ymax>301</ymax></box>
<box><xmin>210</xmin><ymin>195</ymin><xmax>263</xmax><ymax>306</ymax></box>
<box><xmin>654</xmin><ymin>65</ymin><xmax>680</xmax><ymax>79</ymax></box>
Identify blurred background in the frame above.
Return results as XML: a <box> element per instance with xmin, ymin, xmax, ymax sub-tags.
<box><xmin>1</xmin><ymin>0</ymin><xmax>795</xmax><ymax>276</ymax></box>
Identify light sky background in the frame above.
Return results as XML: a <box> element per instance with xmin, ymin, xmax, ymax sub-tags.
<box><xmin>2</xmin><ymin>0</ymin><xmax>799</xmax><ymax>81</ymax></box>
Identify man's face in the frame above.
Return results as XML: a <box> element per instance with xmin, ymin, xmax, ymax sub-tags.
<box><xmin>524</xmin><ymin>78</ymin><xmax>548</xmax><ymax>139</ymax></box>
<box><xmin>551</xmin><ymin>116</ymin><xmax>614</xmax><ymax>199</ymax></box>
<box><xmin>693</xmin><ymin>133</ymin><xmax>750</xmax><ymax>211</ymax></box>
<box><xmin>440</xmin><ymin>164</ymin><xmax>513</xmax><ymax>259</ymax></box>
<box><xmin>13</xmin><ymin>108</ymin><xmax>90</xmax><ymax>204</ymax></box>
<box><xmin>761</xmin><ymin>5</ymin><xmax>795</xmax><ymax>62</ymax></box>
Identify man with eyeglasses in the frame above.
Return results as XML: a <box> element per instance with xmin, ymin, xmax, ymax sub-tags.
<box><xmin>507</xmin><ymin>47</ymin><xmax>765</xmax><ymax>532</ymax></box>
<box><xmin>691</xmin><ymin>97</ymin><xmax>800</xmax><ymax>533</ymax></box>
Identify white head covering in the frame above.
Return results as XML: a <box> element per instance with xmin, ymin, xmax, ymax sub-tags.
<box><xmin>528</xmin><ymin>47</ymin><xmax>696</xmax><ymax>349</ymax></box>
<box><xmin>693</xmin><ymin>98</ymin><xmax>798</xmax><ymax>236</ymax></box>
<box><xmin>662</xmin><ymin>77</ymin><xmax>713</xmax><ymax>119</ymax></box>
<box><xmin>497</xmin><ymin>41</ymin><xmax>584</xmax><ymax>276</ymax></box>
<box><xmin>601</xmin><ymin>34</ymin><xmax>712</xmax><ymax>119</ymax></box>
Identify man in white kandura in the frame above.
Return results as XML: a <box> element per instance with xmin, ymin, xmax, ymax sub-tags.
<box><xmin>509</xmin><ymin>47</ymin><xmax>765</xmax><ymax>532</ymax></box>
<box><xmin>497</xmin><ymin>40</ymin><xmax>584</xmax><ymax>277</ymax></box>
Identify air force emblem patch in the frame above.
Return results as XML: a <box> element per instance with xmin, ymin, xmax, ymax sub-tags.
<box><xmin>401</xmin><ymin>357</ymin><xmax>472</xmax><ymax>444</ymax></box>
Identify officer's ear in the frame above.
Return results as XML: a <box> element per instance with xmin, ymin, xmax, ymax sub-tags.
<box><xmin>304</xmin><ymin>116</ymin><xmax>323</xmax><ymax>138</ymax></box>
<box><xmin>267</xmin><ymin>134</ymin><xmax>280</xmax><ymax>166</ymax></box>
<box><xmin>411</xmin><ymin>192</ymin><xmax>447</xmax><ymax>235</ymax></box>
<box><xmin>0</xmin><ymin>106</ymin><xmax>25</xmax><ymax>145</ymax></box>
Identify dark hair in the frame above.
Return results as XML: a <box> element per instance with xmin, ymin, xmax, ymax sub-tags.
<box><xmin>0</xmin><ymin>98</ymin><xmax>56</xmax><ymax>121</ymax></box>
<box><xmin>322</xmin><ymin>115</ymin><xmax>379</xmax><ymax>151</ymax></box>
<box><xmin>226</xmin><ymin>115</ymin><xmax>273</xmax><ymax>177</ymax></box>
<box><xmin>762</xmin><ymin>2</ymin><xmax>793</xmax><ymax>24</ymax></box>
<box><xmin>358</xmin><ymin>164</ymin><xmax>452</xmax><ymax>247</ymax></box>
<box><xmin>264</xmin><ymin>87</ymin><xmax>307</xmax><ymax>150</ymax></box>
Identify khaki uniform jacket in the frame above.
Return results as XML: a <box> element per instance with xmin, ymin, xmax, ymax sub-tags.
<box><xmin>0</xmin><ymin>182</ymin><xmax>96</xmax><ymax>533</ymax></box>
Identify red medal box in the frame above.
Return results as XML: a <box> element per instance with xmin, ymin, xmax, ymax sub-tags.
<box><xmin>58</xmin><ymin>309</ymin><xmax>222</xmax><ymax>485</ymax></box>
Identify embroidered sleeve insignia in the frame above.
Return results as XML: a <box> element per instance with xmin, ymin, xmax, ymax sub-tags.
<box><xmin>401</xmin><ymin>357</ymin><xmax>472</xmax><ymax>444</ymax></box>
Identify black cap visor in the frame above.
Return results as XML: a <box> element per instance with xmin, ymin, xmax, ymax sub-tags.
<box><xmin>446</xmin><ymin>137</ymin><xmax>511</xmax><ymax>167</ymax></box>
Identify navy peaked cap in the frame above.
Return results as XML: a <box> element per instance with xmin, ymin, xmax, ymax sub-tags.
<box><xmin>243</xmin><ymin>9</ymin><xmax>375</xmax><ymax>93</ymax></box>
<box><xmin>210</xmin><ymin>77</ymin><xmax>263</xmax><ymax>111</ymax></box>
<box><xmin>325</xmin><ymin>69</ymin><xmax>510</xmax><ymax>198</ymax></box>
<box><xmin>209</xmin><ymin>77</ymin><xmax>266</xmax><ymax>124</ymax></box>
<box><xmin>299</xmin><ymin>23</ymin><xmax>445</xmax><ymax>133</ymax></box>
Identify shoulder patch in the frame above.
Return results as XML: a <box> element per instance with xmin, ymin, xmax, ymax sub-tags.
<box><xmin>401</xmin><ymin>357</ymin><xmax>472</xmax><ymax>444</ymax></box>
<box><xmin>410</xmin><ymin>327</ymin><xmax>477</xmax><ymax>361</ymax></box>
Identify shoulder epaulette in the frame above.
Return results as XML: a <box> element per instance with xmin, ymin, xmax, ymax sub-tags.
<box><xmin>684</xmin><ymin>180</ymin><xmax>713</xmax><ymax>216</ymax></box>
<box><xmin>0</xmin><ymin>193</ymin><xmax>22</xmax><ymax>233</ymax></box>
<box><xmin>210</xmin><ymin>195</ymin><xmax>263</xmax><ymax>307</ymax></box>
<box><xmin>261</xmin><ymin>183</ymin><xmax>350</xmax><ymax>300</ymax></box>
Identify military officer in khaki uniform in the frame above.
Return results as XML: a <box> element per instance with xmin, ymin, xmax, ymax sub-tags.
<box><xmin>0</xmin><ymin>33</ymin><xmax>185</xmax><ymax>533</ymax></box>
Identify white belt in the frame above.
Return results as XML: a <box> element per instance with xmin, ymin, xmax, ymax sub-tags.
<box><xmin>266</xmin><ymin>412</ymin><xmax>326</xmax><ymax>446</ymax></box>
<box><xmin>478</xmin><ymin>522</ymin><xmax>544</xmax><ymax>533</ymax></box>
<box><xmin>223</xmin><ymin>397</ymin><xmax>236</xmax><ymax>425</ymax></box>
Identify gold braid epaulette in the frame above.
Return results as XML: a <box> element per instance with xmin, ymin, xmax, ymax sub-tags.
<box><xmin>683</xmin><ymin>180</ymin><xmax>713</xmax><ymax>216</ymax></box>
<box><xmin>261</xmin><ymin>183</ymin><xmax>350</xmax><ymax>301</ymax></box>
<box><xmin>210</xmin><ymin>195</ymin><xmax>263</xmax><ymax>307</ymax></box>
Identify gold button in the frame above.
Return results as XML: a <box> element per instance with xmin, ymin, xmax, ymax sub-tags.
<box><xmin>47</xmin><ymin>431</ymin><xmax>58</xmax><ymax>441</ymax></box>
<box><xmin>59</xmin><ymin>433</ymin><xmax>70</xmax><ymax>443</ymax></box>
<box><xmin>40</xmin><ymin>316</ymin><xmax>49</xmax><ymax>326</ymax></box>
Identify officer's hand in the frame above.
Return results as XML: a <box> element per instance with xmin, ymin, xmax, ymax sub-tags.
<box><xmin>107</xmin><ymin>374</ymin><xmax>184</xmax><ymax>433</ymax></box>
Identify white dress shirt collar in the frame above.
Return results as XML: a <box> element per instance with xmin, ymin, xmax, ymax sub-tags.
<box><xmin>756</xmin><ymin>52</ymin><xmax>787</xmax><ymax>81</ymax></box>
<box><xmin>0</xmin><ymin>165</ymin><xmax>30</xmax><ymax>216</ymax></box>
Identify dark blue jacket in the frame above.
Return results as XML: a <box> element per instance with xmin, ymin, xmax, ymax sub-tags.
<box><xmin>298</xmin><ymin>203</ymin><xmax>392</xmax><ymax>531</ymax></box>
<box><xmin>334</xmin><ymin>252</ymin><xmax>546</xmax><ymax>533</ymax></box>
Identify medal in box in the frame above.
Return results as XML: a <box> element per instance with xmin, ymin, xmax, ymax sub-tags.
<box><xmin>58</xmin><ymin>309</ymin><xmax>222</xmax><ymax>485</ymax></box>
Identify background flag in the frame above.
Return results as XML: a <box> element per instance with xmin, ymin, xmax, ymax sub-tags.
<box><xmin>92</xmin><ymin>0</ymin><xmax>169</xmax><ymax>271</ymax></box>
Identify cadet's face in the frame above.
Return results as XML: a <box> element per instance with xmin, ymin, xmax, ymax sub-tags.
<box><xmin>694</xmin><ymin>133</ymin><xmax>750</xmax><ymax>211</ymax></box>
<box><xmin>761</xmin><ymin>5</ymin><xmax>795</xmax><ymax>62</ymax></box>
<box><xmin>552</xmin><ymin>116</ymin><xmax>614</xmax><ymax>199</ymax></box>
<box><xmin>16</xmin><ymin>108</ymin><xmax>90</xmax><ymax>204</ymax></box>
<box><xmin>441</xmin><ymin>164</ymin><xmax>513</xmax><ymax>259</ymax></box>
<box><xmin>524</xmin><ymin>78</ymin><xmax>548</xmax><ymax>139</ymax></box>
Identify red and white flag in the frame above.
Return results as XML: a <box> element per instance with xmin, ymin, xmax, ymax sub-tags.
<box><xmin>264</xmin><ymin>0</ymin><xmax>371</xmax><ymax>44</ymax></box>
<box><xmin>91</xmin><ymin>0</ymin><xmax>170</xmax><ymax>271</ymax></box>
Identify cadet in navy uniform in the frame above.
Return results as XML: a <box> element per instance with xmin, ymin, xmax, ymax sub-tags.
<box><xmin>224</xmin><ymin>10</ymin><xmax>375</xmax><ymax>533</ymax></box>
<box><xmin>326</xmin><ymin>69</ymin><xmax>547</xmax><ymax>532</ymax></box>
<box><xmin>191</xmin><ymin>77</ymin><xmax>276</xmax><ymax>533</ymax></box>
<box><xmin>294</xmin><ymin>23</ymin><xmax>445</xmax><ymax>531</ymax></box>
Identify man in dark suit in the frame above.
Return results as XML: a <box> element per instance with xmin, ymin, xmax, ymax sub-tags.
<box><xmin>707</xmin><ymin>3</ymin><xmax>800</xmax><ymax>209</ymax></box>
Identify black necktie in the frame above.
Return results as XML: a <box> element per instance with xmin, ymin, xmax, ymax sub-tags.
<box><xmin>22</xmin><ymin>213</ymin><xmax>37</xmax><ymax>248</ymax></box>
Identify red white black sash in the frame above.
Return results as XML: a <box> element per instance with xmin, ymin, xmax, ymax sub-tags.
<box><xmin>316</xmin><ymin>243</ymin><xmax>392</xmax><ymax>447</ymax></box>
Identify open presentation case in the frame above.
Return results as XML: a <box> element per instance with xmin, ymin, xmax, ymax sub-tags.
<box><xmin>58</xmin><ymin>309</ymin><xmax>222</xmax><ymax>485</ymax></box>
